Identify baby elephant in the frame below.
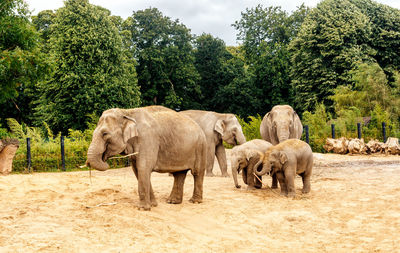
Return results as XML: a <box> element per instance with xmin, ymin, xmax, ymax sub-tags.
<box><xmin>230</xmin><ymin>139</ymin><xmax>273</xmax><ymax>189</ymax></box>
<box><xmin>254</xmin><ymin>139</ymin><xmax>313</xmax><ymax>197</ymax></box>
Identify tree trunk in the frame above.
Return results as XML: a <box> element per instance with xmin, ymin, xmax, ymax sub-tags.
<box><xmin>0</xmin><ymin>139</ymin><xmax>20</xmax><ymax>175</ymax></box>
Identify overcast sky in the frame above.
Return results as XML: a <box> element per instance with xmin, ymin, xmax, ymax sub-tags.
<box><xmin>25</xmin><ymin>0</ymin><xmax>400</xmax><ymax>46</ymax></box>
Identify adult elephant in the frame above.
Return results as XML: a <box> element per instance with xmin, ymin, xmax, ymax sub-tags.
<box><xmin>180</xmin><ymin>110</ymin><xmax>246</xmax><ymax>177</ymax></box>
<box><xmin>260</xmin><ymin>105</ymin><xmax>303</xmax><ymax>188</ymax></box>
<box><xmin>86</xmin><ymin>106</ymin><xmax>207</xmax><ymax>211</ymax></box>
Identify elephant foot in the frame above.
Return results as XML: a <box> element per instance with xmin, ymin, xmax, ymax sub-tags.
<box><xmin>151</xmin><ymin>199</ymin><xmax>158</xmax><ymax>207</ymax></box>
<box><xmin>221</xmin><ymin>172</ymin><xmax>229</xmax><ymax>177</ymax></box>
<box><xmin>166</xmin><ymin>196</ymin><xmax>183</xmax><ymax>204</ymax></box>
<box><xmin>137</xmin><ymin>202</ymin><xmax>151</xmax><ymax>211</ymax></box>
<box><xmin>271</xmin><ymin>184</ymin><xmax>278</xmax><ymax>189</ymax></box>
<box><xmin>235</xmin><ymin>184</ymin><xmax>241</xmax><ymax>189</ymax></box>
<box><xmin>287</xmin><ymin>192</ymin><xmax>296</xmax><ymax>198</ymax></box>
<box><xmin>302</xmin><ymin>188</ymin><xmax>310</xmax><ymax>194</ymax></box>
<box><xmin>280</xmin><ymin>191</ymin><xmax>288</xmax><ymax>196</ymax></box>
<box><xmin>189</xmin><ymin>197</ymin><xmax>202</xmax><ymax>204</ymax></box>
<box><xmin>205</xmin><ymin>172</ymin><xmax>215</xmax><ymax>177</ymax></box>
<box><xmin>246</xmin><ymin>186</ymin><xmax>257</xmax><ymax>191</ymax></box>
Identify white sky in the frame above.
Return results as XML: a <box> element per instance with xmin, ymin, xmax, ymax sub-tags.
<box><xmin>25</xmin><ymin>0</ymin><xmax>400</xmax><ymax>46</ymax></box>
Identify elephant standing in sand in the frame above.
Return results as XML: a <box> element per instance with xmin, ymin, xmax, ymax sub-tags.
<box><xmin>230</xmin><ymin>139</ymin><xmax>273</xmax><ymax>189</ymax></box>
<box><xmin>180</xmin><ymin>110</ymin><xmax>246</xmax><ymax>177</ymax></box>
<box><xmin>86</xmin><ymin>106</ymin><xmax>207</xmax><ymax>211</ymax></box>
<box><xmin>254</xmin><ymin>139</ymin><xmax>313</xmax><ymax>197</ymax></box>
<box><xmin>260</xmin><ymin>105</ymin><xmax>303</xmax><ymax>188</ymax></box>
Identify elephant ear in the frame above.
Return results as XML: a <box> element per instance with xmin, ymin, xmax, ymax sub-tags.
<box><xmin>279</xmin><ymin>151</ymin><xmax>288</xmax><ymax>165</ymax></box>
<box><xmin>214</xmin><ymin>119</ymin><xmax>225</xmax><ymax>136</ymax></box>
<box><xmin>123</xmin><ymin>116</ymin><xmax>138</xmax><ymax>143</ymax></box>
<box><xmin>245</xmin><ymin>149</ymin><xmax>263</xmax><ymax>174</ymax></box>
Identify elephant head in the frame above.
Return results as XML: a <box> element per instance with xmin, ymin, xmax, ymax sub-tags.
<box><xmin>214</xmin><ymin>115</ymin><xmax>246</xmax><ymax>146</ymax></box>
<box><xmin>231</xmin><ymin>149</ymin><xmax>263</xmax><ymax>188</ymax></box>
<box><xmin>262</xmin><ymin>105</ymin><xmax>302</xmax><ymax>145</ymax></box>
<box><xmin>86</xmin><ymin>109</ymin><xmax>138</xmax><ymax>171</ymax></box>
<box><xmin>255</xmin><ymin>150</ymin><xmax>288</xmax><ymax>176</ymax></box>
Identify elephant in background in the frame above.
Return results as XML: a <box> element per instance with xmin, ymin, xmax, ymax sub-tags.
<box><xmin>86</xmin><ymin>106</ymin><xmax>207</xmax><ymax>211</ymax></box>
<box><xmin>180</xmin><ymin>110</ymin><xmax>246</xmax><ymax>177</ymax></box>
<box><xmin>230</xmin><ymin>139</ymin><xmax>273</xmax><ymax>189</ymax></box>
<box><xmin>260</xmin><ymin>105</ymin><xmax>303</xmax><ymax>188</ymax></box>
<box><xmin>254</xmin><ymin>139</ymin><xmax>313</xmax><ymax>197</ymax></box>
<box><xmin>260</xmin><ymin>105</ymin><xmax>303</xmax><ymax>145</ymax></box>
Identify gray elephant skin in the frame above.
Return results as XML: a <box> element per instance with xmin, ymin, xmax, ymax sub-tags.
<box><xmin>260</xmin><ymin>105</ymin><xmax>303</xmax><ymax>145</ymax></box>
<box><xmin>260</xmin><ymin>105</ymin><xmax>303</xmax><ymax>188</ymax></box>
<box><xmin>255</xmin><ymin>139</ymin><xmax>313</xmax><ymax>197</ymax></box>
<box><xmin>86</xmin><ymin>106</ymin><xmax>207</xmax><ymax>211</ymax></box>
<box><xmin>180</xmin><ymin>110</ymin><xmax>246</xmax><ymax>177</ymax></box>
<box><xmin>230</xmin><ymin>139</ymin><xmax>273</xmax><ymax>189</ymax></box>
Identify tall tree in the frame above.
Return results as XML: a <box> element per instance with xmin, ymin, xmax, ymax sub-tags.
<box><xmin>0</xmin><ymin>0</ymin><xmax>50</xmax><ymax>124</ymax></box>
<box><xmin>290</xmin><ymin>0</ymin><xmax>384</xmax><ymax>113</ymax></box>
<box><xmin>35</xmin><ymin>0</ymin><xmax>140</xmax><ymax>133</ymax></box>
<box><xmin>233</xmin><ymin>4</ymin><xmax>309</xmax><ymax>115</ymax></box>
<box><xmin>193</xmin><ymin>34</ymin><xmax>255</xmax><ymax>116</ymax></box>
<box><xmin>126</xmin><ymin>8</ymin><xmax>200</xmax><ymax>110</ymax></box>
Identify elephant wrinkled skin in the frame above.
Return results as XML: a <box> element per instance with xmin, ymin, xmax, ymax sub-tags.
<box><xmin>260</xmin><ymin>105</ymin><xmax>303</xmax><ymax>145</ymax></box>
<box><xmin>86</xmin><ymin>106</ymin><xmax>207</xmax><ymax>211</ymax></box>
<box><xmin>230</xmin><ymin>139</ymin><xmax>273</xmax><ymax>189</ymax></box>
<box><xmin>255</xmin><ymin>139</ymin><xmax>313</xmax><ymax>197</ymax></box>
<box><xmin>180</xmin><ymin>110</ymin><xmax>246</xmax><ymax>177</ymax></box>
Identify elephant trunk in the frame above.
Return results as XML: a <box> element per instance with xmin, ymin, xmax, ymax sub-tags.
<box><xmin>254</xmin><ymin>160</ymin><xmax>270</xmax><ymax>176</ymax></box>
<box><xmin>231</xmin><ymin>161</ymin><xmax>241</xmax><ymax>188</ymax></box>
<box><xmin>236</xmin><ymin>131</ymin><xmax>246</xmax><ymax>145</ymax></box>
<box><xmin>86</xmin><ymin>131</ymin><xmax>109</xmax><ymax>171</ymax></box>
<box><xmin>277</xmin><ymin>126</ymin><xmax>290</xmax><ymax>143</ymax></box>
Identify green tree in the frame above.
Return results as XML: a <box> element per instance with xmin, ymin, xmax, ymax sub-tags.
<box><xmin>289</xmin><ymin>0</ymin><xmax>400</xmax><ymax>113</ymax></box>
<box><xmin>0</xmin><ymin>0</ymin><xmax>50</xmax><ymax>124</ymax></box>
<box><xmin>31</xmin><ymin>10</ymin><xmax>56</xmax><ymax>53</ymax></box>
<box><xmin>35</xmin><ymin>0</ymin><xmax>140</xmax><ymax>134</ymax></box>
<box><xmin>233</xmin><ymin>4</ymin><xmax>309</xmax><ymax>116</ymax></box>
<box><xmin>126</xmin><ymin>8</ymin><xmax>200</xmax><ymax>110</ymax></box>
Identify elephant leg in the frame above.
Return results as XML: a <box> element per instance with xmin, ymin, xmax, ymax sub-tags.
<box><xmin>300</xmin><ymin>171</ymin><xmax>311</xmax><ymax>194</ymax></box>
<box><xmin>271</xmin><ymin>173</ymin><xmax>278</xmax><ymax>189</ymax></box>
<box><xmin>137</xmin><ymin>169</ymin><xmax>152</xmax><ymax>211</ymax></box>
<box><xmin>215</xmin><ymin>144</ymin><xmax>229</xmax><ymax>177</ymax></box>
<box><xmin>132</xmin><ymin>160</ymin><xmax>157</xmax><ymax>207</ymax></box>
<box><xmin>242</xmin><ymin>167</ymin><xmax>248</xmax><ymax>185</ymax></box>
<box><xmin>205</xmin><ymin>143</ymin><xmax>216</xmax><ymax>177</ymax></box>
<box><xmin>167</xmin><ymin>170</ymin><xmax>188</xmax><ymax>204</ymax></box>
<box><xmin>190</xmin><ymin>168</ymin><xmax>204</xmax><ymax>204</ymax></box>
<box><xmin>284</xmin><ymin>170</ymin><xmax>296</xmax><ymax>198</ymax></box>
<box><xmin>246</xmin><ymin>166</ymin><xmax>257</xmax><ymax>190</ymax></box>
<box><xmin>276</xmin><ymin>172</ymin><xmax>287</xmax><ymax>196</ymax></box>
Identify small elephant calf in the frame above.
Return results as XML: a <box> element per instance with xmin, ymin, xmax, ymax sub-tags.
<box><xmin>255</xmin><ymin>139</ymin><xmax>313</xmax><ymax>197</ymax></box>
<box><xmin>230</xmin><ymin>139</ymin><xmax>273</xmax><ymax>189</ymax></box>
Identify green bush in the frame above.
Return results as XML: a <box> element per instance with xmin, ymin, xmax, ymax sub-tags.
<box><xmin>8</xmin><ymin>115</ymin><xmax>129</xmax><ymax>173</ymax></box>
<box><xmin>238</xmin><ymin>115</ymin><xmax>262</xmax><ymax>141</ymax></box>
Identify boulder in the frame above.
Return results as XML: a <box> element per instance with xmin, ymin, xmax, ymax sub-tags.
<box><xmin>0</xmin><ymin>139</ymin><xmax>20</xmax><ymax>175</ymax></box>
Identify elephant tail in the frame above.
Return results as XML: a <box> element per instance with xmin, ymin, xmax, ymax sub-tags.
<box><xmin>194</xmin><ymin>133</ymin><xmax>207</xmax><ymax>176</ymax></box>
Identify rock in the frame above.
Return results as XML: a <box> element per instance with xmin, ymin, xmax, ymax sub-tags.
<box><xmin>0</xmin><ymin>139</ymin><xmax>20</xmax><ymax>175</ymax></box>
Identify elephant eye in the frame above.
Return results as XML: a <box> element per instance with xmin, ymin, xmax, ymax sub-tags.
<box><xmin>103</xmin><ymin>132</ymin><xmax>109</xmax><ymax>137</ymax></box>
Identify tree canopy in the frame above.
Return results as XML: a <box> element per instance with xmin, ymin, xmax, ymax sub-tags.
<box><xmin>35</xmin><ymin>0</ymin><xmax>140</xmax><ymax>133</ymax></box>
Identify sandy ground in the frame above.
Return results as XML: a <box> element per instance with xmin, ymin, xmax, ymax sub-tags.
<box><xmin>1</xmin><ymin>152</ymin><xmax>400</xmax><ymax>252</ymax></box>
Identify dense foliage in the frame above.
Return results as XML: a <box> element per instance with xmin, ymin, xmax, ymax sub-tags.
<box><xmin>1</xmin><ymin>0</ymin><xmax>400</xmax><ymax>171</ymax></box>
<box><xmin>34</xmin><ymin>0</ymin><xmax>140</xmax><ymax>133</ymax></box>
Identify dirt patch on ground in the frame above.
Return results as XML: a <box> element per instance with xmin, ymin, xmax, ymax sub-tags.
<box><xmin>0</xmin><ymin>152</ymin><xmax>399</xmax><ymax>252</ymax></box>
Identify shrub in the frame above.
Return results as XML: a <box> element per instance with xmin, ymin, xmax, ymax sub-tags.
<box><xmin>237</xmin><ymin>115</ymin><xmax>262</xmax><ymax>141</ymax></box>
